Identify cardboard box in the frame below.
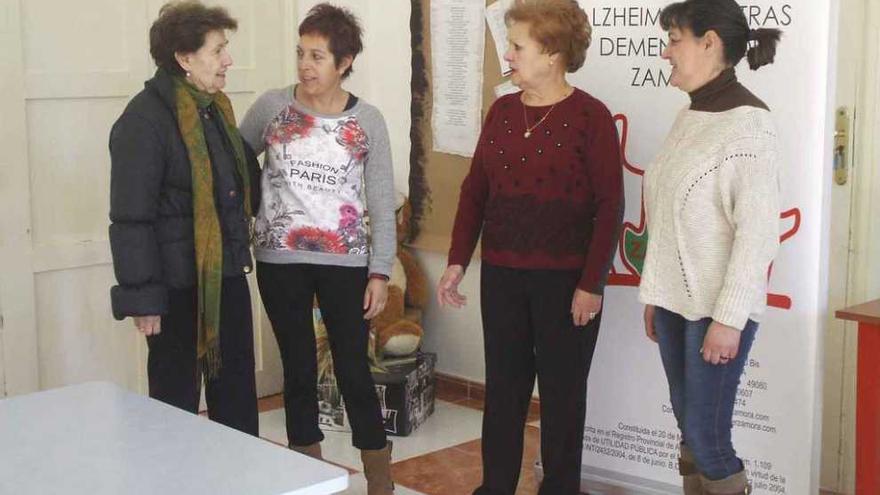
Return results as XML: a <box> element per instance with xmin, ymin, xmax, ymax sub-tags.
<box><xmin>317</xmin><ymin>352</ymin><xmax>437</xmax><ymax>436</ymax></box>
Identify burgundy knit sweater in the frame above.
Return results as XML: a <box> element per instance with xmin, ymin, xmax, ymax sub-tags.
<box><xmin>448</xmin><ymin>88</ymin><xmax>624</xmax><ymax>294</ymax></box>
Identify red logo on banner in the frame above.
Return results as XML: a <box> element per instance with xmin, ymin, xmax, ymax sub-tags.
<box><xmin>606</xmin><ymin>114</ymin><xmax>799</xmax><ymax>310</ymax></box>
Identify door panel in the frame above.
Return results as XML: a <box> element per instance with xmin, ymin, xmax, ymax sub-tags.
<box><xmin>0</xmin><ymin>0</ymin><xmax>289</xmax><ymax>398</ymax></box>
<box><xmin>822</xmin><ymin>0</ymin><xmax>864</xmax><ymax>491</ymax></box>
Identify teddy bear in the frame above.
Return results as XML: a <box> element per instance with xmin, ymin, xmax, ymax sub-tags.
<box><xmin>370</xmin><ymin>193</ymin><xmax>429</xmax><ymax>360</ymax></box>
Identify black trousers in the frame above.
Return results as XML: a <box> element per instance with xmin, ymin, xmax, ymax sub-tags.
<box><xmin>146</xmin><ymin>275</ymin><xmax>258</xmax><ymax>436</ymax></box>
<box><xmin>256</xmin><ymin>262</ymin><xmax>387</xmax><ymax>450</ymax></box>
<box><xmin>474</xmin><ymin>263</ymin><xmax>601</xmax><ymax>495</ymax></box>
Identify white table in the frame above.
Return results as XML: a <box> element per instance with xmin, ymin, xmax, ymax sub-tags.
<box><xmin>0</xmin><ymin>381</ymin><xmax>348</xmax><ymax>495</ymax></box>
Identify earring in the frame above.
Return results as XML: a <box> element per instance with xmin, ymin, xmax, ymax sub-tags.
<box><xmin>185</xmin><ymin>71</ymin><xmax>191</xmax><ymax>77</ymax></box>
<box><xmin>550</xmin><ymin>60</ymin><xmax>554</xmax><ymax>66</ymax></box>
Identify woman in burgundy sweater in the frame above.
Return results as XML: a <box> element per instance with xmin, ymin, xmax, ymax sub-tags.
<box><xmin>436</xmin><ymin>1</ymin><xmax>623</xmax><ymax>493</ymax></box>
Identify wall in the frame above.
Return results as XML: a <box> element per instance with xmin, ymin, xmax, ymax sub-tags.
<box><xmin>418</xmin><ymin>252</ymin><xmax>486</xmax><ymax>382</ymax></box>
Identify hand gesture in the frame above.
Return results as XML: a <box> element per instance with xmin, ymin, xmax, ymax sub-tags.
<box><xmin>437</xmin><ymin>265</ymin><xmax>467</xmax><ymax>308</ymax></box>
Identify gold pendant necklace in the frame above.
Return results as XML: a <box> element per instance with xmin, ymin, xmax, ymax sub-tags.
<box><xmin>522</xmin><ymin>87</ymin><xmax>571</xmax><ymax>138</ymax></box>
<box><xmin>523</xmin><ymin>104</ymin><xmax>556</xmax><ymax>138</ymax></box>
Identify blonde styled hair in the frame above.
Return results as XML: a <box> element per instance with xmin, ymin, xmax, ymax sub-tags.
<box><xmin>504</xmin><ymin>0</ymin><xmax>592</xmax><ymax>72</ymax></box>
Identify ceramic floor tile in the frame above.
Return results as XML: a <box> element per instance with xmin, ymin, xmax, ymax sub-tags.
<box><xmin>255</xmin><ymin>418</ymin><xmax>368</xmax><ymax>472</ymax></box>
<box><xmin>440</xmin><ymin>392</ymin><xmax>539</xmax><ymax>425</ymax></box>
<box><xmin>449</xmin><ymin>397</ymin><xmax>484</xmax><ymax>411</ymax></box>
<box><xmin>258</xmin><ymin>393</ymin><xmax>284</xmax><ymax>413</ymax></box>
<box><xmin>517</xmin><ymin>426</ymin><xmax>541</xmax><ymax>494</ymax></box>
<box><xmin>258</xmin><ymin>409</ymin><xmax>289</xmax><ymax>445</ymax></box>
<box><xmin>342</xmin><ymin>473</ymin><xmax>425</xmax><ymax>494</ymax></box>
<box><xmin>527</xmin><ymin>404</ymin><xmax>541</xmax><ymax>423</ymax></box>
<box><xmin>259</xmin><ymin>399</ymin><xmax>484</xmax><ymax>470</ymax></box>
<box><xmin>391</xmin><ymin>444</ymin><xmax>484</xmax><ymax>494</ymax></box>
<box><xmin>392</xmin><ymin>425</ymin><xmax>542</xmax><ymax>495</ymax></box>
<box><xmin>386</xmin><ymin>401</ymin><xmax>483</xmax><ymax>461</ymax></box>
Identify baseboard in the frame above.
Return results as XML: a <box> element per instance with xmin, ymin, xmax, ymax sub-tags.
<box><xmin>434</xmin><ymin>372</ymin><xmax>541</xmax><ymax>418</ymax></box>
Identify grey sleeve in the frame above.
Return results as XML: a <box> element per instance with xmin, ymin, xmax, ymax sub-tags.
<box><xmin>360</xmin><ymin>105</ymin><xmax>397</xmax><ymax>277</ymax></box>
<box><xmin>239</xmin><ymin>88</ymin><xmax>289</xmax><ymax>155</ymax></box>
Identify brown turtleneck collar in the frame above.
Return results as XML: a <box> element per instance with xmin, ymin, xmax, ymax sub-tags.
<box><xmin>688</xmin><ymin>67</ymin><xmax>769</xmax><ymax>113</ymax></box>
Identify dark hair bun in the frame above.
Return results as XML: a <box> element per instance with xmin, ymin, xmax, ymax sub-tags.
<box><xmin>747</xmin><ymin>28</ymin><xmax>783</xmax><ymax>70</ymax></box>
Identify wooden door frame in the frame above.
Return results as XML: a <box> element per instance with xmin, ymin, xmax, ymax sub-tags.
<box><xmin>0</xmin><ymin>0</ymin><xmax>39</xmax><ymax>397</ymax></box>
<box><xmin>823</xmin><ymin>1</ymin><xmax>880</xmax><ymax>491</ymax></box>
<box><xmin>850</xmin><ymin>0</ymin><xmax>880</xmax><ymax>301</ymax></box>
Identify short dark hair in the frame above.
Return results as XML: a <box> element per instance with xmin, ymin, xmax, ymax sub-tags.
<box><xmin>660</xmin><ymin>0</ymin><xmax>782</xmax><ymax>70</ymax></box>
<box><xmin>149</xmin><ymin>1</ymin><xmax>238</xmax><ymax>76</ymax></box>
<box><xmin>299</xmin><ymin>3</ymin><xmax>363</xmax><ymax>79</ymax></box>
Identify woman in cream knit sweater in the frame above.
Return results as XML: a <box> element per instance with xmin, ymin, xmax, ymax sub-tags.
<box><xmin>639</xmin><ymin>1</ymin><xmax>782</xmax><ymax>494</ymax></box>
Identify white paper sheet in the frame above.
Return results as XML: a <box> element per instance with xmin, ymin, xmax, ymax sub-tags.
<box><xmin>485</xmin><ymin>0</ymin><xmax>514</xmax><ymax>75</ymax></box>
<box><xmin>430</xmin><ymin>0</ymin><xmax>485</xmax><ymax>157</ymax></box>
<box><xmin>493</xmin><ymin>79</ymin><xmax>519</xmax><ymax>99</ymax></box>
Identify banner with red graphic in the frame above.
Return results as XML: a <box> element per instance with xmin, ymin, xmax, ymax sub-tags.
<box><xmin>567</xmin><ymin>1</ymin><xmax>833</xmax><ymax>493</ymax></box>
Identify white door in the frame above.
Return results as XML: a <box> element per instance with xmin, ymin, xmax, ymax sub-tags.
<box><xmin>0</xmin><ymin>0</ymin><xmax>290</xmax><ymax>398</ymax></box>
<box><xmin>822</xmin><ymin>0</ymin><xmax>868</xmax><ymax>491</ymax></box>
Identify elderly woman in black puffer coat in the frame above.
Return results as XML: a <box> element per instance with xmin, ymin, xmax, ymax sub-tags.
<box><xmin>108</xmin><ymin>0</ymin><xmax>260</xmax><ymax>435</ymax></box>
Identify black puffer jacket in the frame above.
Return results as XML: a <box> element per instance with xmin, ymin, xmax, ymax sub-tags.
<box><xmin>108</xmin><ymin>70</ymin><xmax>260</xmax><ymax>320</ymax></box>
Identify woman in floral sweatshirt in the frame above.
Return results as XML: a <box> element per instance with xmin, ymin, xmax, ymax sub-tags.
<box><xmin>240</xmin><ymin>4</ymin><xmax>395</xmax><ymax>492</ymax></box>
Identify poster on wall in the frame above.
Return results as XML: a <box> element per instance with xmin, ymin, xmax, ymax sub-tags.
<box><xmin>565</xmin><ymin>2</ymin><xmax>831</xmax><ymax>494</ymax></box>
<box><xmin>485</xmin><ymin>0</ymin><xmax>514</xmax><ymax>75</ymax></box>
<box><xmin>430</xmin><ymin>0</ymin><xmax>485</xmax><ymax>157</ymax></box>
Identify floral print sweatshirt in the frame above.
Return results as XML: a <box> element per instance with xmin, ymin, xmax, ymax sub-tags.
<box><xmin>240</xmin><ymin>86</ymin><xmax>395</xmax><ymax>276</ymax></box>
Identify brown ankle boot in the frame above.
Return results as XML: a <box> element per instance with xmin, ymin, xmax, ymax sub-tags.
<box><xmin>360</xmin><ymin>440</ymin><xmax>394</xmax><ymax>495</ymax></box>
<box><xmin>290</xmin><ymin>442</ymin><xmax>323</xmax><ymax>460</ymax></box>
<box><xmin>678</xmin><ymin>445</ymin><xmax>702</xmax><ymax>494</ymax></box>
<box><xmin>701</xmin><ymin>470</ymin><xmax>751</xmax><ymax>495</ymax></box>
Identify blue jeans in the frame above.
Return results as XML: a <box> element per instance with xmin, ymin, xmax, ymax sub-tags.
<box><xmin>653</xmin><ymin>306</ymin><xmax>758</xmax><ymax>480</ymax></box>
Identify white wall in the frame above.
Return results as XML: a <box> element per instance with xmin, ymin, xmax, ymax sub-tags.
<box><xmin>417</xmin><ymin>251</ymin><xmax>486</xmax><ymax>382</ymax></box>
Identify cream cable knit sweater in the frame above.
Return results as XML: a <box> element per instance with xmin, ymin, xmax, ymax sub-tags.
<box><xmin>638</xmin><ymin>106</ymin><xmax>781</xmax><ymax>330</ymax></box>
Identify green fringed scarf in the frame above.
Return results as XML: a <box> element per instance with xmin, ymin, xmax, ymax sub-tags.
<box><xmin>173</xmin><ymin>76</ymin><xmax>252</xmax><ymax>379</ymax></box>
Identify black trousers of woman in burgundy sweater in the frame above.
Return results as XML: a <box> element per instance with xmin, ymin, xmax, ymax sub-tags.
<box><xmin>474</xmin><ymin>263</ymin><xmax>601</xmax><ymax>495</ymax></box>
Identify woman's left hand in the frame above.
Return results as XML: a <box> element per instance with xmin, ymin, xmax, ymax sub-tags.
<box><xmin>571</xmin><ymin>289</ymin><xmax>602</xmax><ymax>327</ymax></box>
<box><xmin>701</xmin><ymin>321</ymin><xmax>741</xmax><ymax>365</ymax></box>
<box><xmin>363</xmin><ymin>278</ymin><xmax>389</xmax><ymax>320</ymax></box>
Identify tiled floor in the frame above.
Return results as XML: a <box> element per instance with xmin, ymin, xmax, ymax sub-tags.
<box><xmin>257</xmin><ymin>383</ymin><xmax>541</xmax><ymax>495</ymax></box>
<box><xmin>257</xmin><ymin>388</ymin><xmax>843</xmax><ymax>495</ymax></box>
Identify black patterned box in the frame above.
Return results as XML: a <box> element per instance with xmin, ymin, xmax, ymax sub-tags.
<box><xmin>317</xmin><ymin>352</ymin><xmax>437</xmax><ymax>437</ymax></box>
